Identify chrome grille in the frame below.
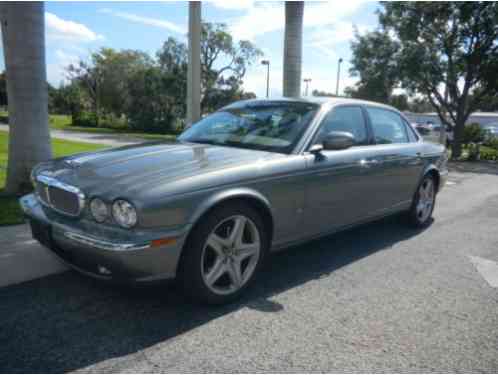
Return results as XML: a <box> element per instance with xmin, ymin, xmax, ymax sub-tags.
<box><xmin>35</xmin><ymin>182</ymin><xmax>49</xmax><ymax>205</ymax></box>
<box><xmin>35</xmin><ymin>175</ymin><xmax>85</xmax><ymax>217</ymax></box>
<box><xmin>48</xmin><ymin>186</ymin><xmax>81</xmax><ymax>215</ymax></box>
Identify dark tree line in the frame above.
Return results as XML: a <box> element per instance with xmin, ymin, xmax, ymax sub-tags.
<box><xmin>48</xmin><ymin>22</ymin><xmax>261</xmax><ymax>133</ymax></box>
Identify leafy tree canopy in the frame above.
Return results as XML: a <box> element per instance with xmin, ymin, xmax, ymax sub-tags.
<box><xmin>348</xmin><ymin>2</ymin><xmax>498</xmax><ymax>157</ymax></box>
<box><xmin>61</xmin><ymin>22</ymin><xmax>259</xmax><ymax>133</ymax></box>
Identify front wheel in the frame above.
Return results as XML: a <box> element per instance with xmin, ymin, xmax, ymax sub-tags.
<box><xmin>178</xmin><ymin>203</ymin><xmax>268</xmax><ymax>305</ymax></box>
<box><xmin>406</xmin><ymin>174</ymin><xmax>436</xmax><ymax>227</ymax></box>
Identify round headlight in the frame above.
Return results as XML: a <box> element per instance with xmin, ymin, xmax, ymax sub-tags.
<box><xmin>90</xmin><ymin>198</ymin><xmax>109</xmax><ymax>223</ymax></box>
<box><xmin>112</xmin><ymin>199</ymin><xmax>137</xmax><ymax>228</ymax></box>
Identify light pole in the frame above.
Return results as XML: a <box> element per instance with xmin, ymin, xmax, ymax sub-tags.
<box><xmin>303</xmin><ymin>78</ymin><xmax>312</xmax><ymax>96</ymax></box>
<box><xmin>261</xmin><ymin>59</ymin><xmax>270</xmax><ymax>98</ymax></box>
<box><xmin>335</xmin><ymin>57</ymin><xmax>343</xmax><ymax>96</ymax></box>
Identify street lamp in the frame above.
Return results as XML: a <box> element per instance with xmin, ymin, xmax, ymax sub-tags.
<box><xmin>303</xmin><ymin>78</ymin><xmax>312</xmax><ymax>96</ymax></box>
<box><xmin>336</xmin><ymin>58</ymin><xmax>343</xmax><ymax>96</ymax></box>
<box><xmin>261</xmin><ymin>59</ymin><xmax>270</xmax><ymax>98</ymax></box>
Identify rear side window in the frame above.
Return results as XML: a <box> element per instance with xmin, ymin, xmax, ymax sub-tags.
<box><xmin>313</xmin><ymin>106</ymin><xmax>368</xmax><ymax>146</ymax></box>
<box><xmin>366</xmin><ymin>107</ymin><xmax>409</xmax><ymax>144</ymax></box>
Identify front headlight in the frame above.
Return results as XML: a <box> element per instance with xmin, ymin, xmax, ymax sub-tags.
<box><xmin>90</xmin><ymin>198</ymin><xmax>109</xmax><ymax>223</ymax></box>
<box><xmin>112</xmin><ymin>199</ymin><xmax>137</xmax><ymax>228</ymax></box>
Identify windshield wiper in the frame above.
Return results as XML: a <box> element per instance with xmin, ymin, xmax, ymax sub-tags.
<box><xmin>187</xmin><ymin>138</ymin><xmax>225</xmax><ymax>146</ymax></box>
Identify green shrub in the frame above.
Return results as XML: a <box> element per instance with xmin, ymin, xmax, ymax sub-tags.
<box><xmin>480</xmin><ymin>146</ymin><xmax>498</xmax><ymax>161</ymax></box>
<box><xmin>99</xmin><ymin>114</ymin><xmax>129</xmax><ymax>131</ymax></box>
<box><xmin>463</xmin><ymin>123</ymin><xmax>485</xmax><ymax>145</ymax></box>
<box><xmin>484</xmin><ymin>136</ymin><xmax>498</xmax><ymax>150</ymax></box>
<box><xmin>72</xmin><ymin>111</ymin><xmax>98</xmax><ymax>128</ymax></box>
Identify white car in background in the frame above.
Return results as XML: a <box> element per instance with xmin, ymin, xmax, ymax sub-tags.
<box><xmin>483</xmin><ymin>123</ymin><xmax>498</xmax><ymax>140</ymax></box>
<box><xmin>417</xmin><ymin>122</ymin><xmax>453</xmax><ymax>147</ymax></box>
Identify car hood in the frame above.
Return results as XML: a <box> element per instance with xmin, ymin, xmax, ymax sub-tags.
<box><xmin>43</xmin><ymin>141</ymin><xmax>279</xmax><ymax>198</ymax></box>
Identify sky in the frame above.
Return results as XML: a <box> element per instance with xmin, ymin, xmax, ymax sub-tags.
<box><xmin>0</xmin><ymin>0</ymin><xmax>381</xmax><ymax>98</ymax></box>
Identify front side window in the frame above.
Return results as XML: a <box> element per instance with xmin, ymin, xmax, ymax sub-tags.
<box><xmin>366</xmin><ymin>107</ymin><xmax>409</xmax><ymax>144</ymax></box>
<box><xmin>313</xmin><ymin>106</ymin><xmax>368</xmax><ymax>146</ymax></box>
<box><xmin>405</xmin><ymin>120</ymin><xmax>419</xmax><ymax>142</ymax></box>
<box><xmin>179</xmin><ymin>101</ymin><xmax>319</xmax><ymax>153</ymax></box>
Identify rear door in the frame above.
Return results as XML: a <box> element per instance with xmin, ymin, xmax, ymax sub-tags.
<box><xmin>363</xmin><ymin>106</ymin><xmax>425</xmax><ymax>214</ymax></box>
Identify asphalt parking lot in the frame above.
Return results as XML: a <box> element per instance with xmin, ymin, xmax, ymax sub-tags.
<box><xmin>1</xmin><ymin>162</ymin><xmax>497</xmax><ymax>373</ymax></box>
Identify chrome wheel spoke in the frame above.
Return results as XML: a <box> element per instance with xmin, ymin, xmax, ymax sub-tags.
<box><xmin>227</xmin><ymin>260</ymin><xmax>243</xmax><ymax>288</ymax></box>
<box><xmin>205</xmin><ymin>257</ymin><xmax>226</xmax><ymax>286</ymax></box>
<box><xmin>236</xmin><ymin>242</ymin><xmax>259</xmax><ymax>261</ymax></box>
<box><xmin>229</xmin><ymin>216</ymin><xmax>246</xmax><ymax>247</ymax></box>
<box><xmin>417</xmin><ymin>202</ymin><xmax>425</xmax><ymax>216</ymax></box>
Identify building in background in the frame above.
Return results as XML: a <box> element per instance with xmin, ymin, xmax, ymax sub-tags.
<box><xmin>404</xmin><ymin>111</ymin><xmax>498</xmax><ymax>128</ymax></box>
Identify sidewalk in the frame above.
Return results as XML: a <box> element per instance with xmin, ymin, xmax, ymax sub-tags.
<box><xmin>0</xmin><ymin>224</ymin><xmax>67</xmax><ymax>287</ymax></box>
<box><xmin>0</xmin><ymin>124</ymin><xmax>142</xmax><ymax>288</ymax></box>
<box><xmin>0</xmin><ymin>123</ymin><xmax>142</xmax><ymax>147</ymax></box>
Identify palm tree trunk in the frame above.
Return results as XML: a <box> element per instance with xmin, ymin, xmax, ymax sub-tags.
<box><xmin>283</xmin><ymin>1</ymin><xmax>304</xmax><ymax>98</ymax></box>
<box><xmin>1</xmin><ymin>2</ymin><xmax>52</xmax><ymax>194</ymax></box>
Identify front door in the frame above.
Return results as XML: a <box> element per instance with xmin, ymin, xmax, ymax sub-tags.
<box><xmin>302</xmin><ymin>105</ymin><xmax>378</xmax><ymax>237</ymax></box>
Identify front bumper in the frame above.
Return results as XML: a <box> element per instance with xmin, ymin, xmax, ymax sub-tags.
<box><xmin>20</xmin><ymin>194</ymin><xmax>191</xmax><ymax>283</ymax></box>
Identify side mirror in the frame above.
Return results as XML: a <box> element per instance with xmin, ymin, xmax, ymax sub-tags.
<box><xmin>322</xmin><ymin>131</ymin><xmax>355</xmax><ymax>150</ymax></box>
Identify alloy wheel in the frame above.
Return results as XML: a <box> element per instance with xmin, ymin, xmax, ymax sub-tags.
<box><xmin>200</xmin><ymin>215</ymin><xmax>261</xmax><ymax>295</ymax></box>
<box><xmin>416</xmin><ymin>178</ymin><xmax>434</xmax><ymax>223</ymax></box>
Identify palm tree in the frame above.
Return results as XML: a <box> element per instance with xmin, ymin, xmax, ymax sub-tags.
<box><xmin>0</xmin><ymin>2</ymin><xmax>52</xmax><ymax>194</ymax></box>
<box><xmin>283</xmin><ymin>1</ymin><xmax>304</xmax><ymax>98</ymax></box>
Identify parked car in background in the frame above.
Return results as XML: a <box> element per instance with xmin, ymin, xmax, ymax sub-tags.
<box><xmin>483</xmin><ymin>123</ymin><xmax>498</xmax><ymax>140</ymax></box>
<box><xmin>416</xmin><ymin>121</ymin><xmax>453</xmax><ymax>147</ymax></box>
<box><xmin>21</xmin><ymin>98</ymin><xmax>448</xmax><ymax>304</ymax></box>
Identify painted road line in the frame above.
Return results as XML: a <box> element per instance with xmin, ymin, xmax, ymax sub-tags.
<box><xmin>468</xmin><ymin>255</ymin><xmax>498</xmax><ymax>288</ymax></box>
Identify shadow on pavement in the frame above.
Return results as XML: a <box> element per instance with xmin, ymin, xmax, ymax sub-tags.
<box><xmin>0</xmin><ymin>215</ymin><xmax>426</xmax><ymax>373</ymax></box>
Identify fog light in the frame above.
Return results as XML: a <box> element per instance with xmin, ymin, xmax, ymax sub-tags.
<box><xmin>98</xmin><ymin>265</ymin><xmax>111</xmax><ymax>275</ymax></box>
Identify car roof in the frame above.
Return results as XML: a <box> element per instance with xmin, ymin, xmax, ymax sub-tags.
<box><xmin>224</xmin><ymin>96</ymin><xmax>398</xmax><ymax>112</ymax></box>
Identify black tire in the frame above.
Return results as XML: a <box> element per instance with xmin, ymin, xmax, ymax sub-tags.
<box><xmin>406</xmin><ymin>174</ymin><xmax>436</xmax><ymax>228</ymax></box>
<box><xmin>178</xmin><ymin>202</ymin><xmax>269</xmax><ymax>305</ymax></box>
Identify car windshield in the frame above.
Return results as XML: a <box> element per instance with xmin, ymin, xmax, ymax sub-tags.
<box><xmin>178</xmin><ymin>101</ymin><xmax>319</xmax><ymax>153</ymax></box>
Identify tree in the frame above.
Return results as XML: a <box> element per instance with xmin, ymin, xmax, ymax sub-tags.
<box><xmin>126</xmin><ymin>65</ymin><xmax>186</xmax><ymax>133</ymax></box>
<box><xmin>408</xmin><ymin>97</ymin><xmax>433</xmax><ymax>113</ymax></box>
<box><xmin>157</xmin><ymin>23</ymin><xmax>262</xmax><ymax>112</ymax></box>
<box><xmin>389</xmin><ymin>94</ymin><xmax>409</xmax><ymax>111</ymax></box>
<box><xmin>348</xmin><ymin>30</ymin><xmax>400</xmax><ymax>103</ymax></box>
<box><xmin>0</xmin><ymin>2</ymin><xmax>52</xmax><ymax>194</ymax></box>
<box><xmin>67</xmin><ymin>48</ymin><xmax>153</xmax><ymax>126</ymax></box>
<box><xmin>311</xmin><ymin>89</ymin><xmax>337</xmax><ymax>97</ymax></box>
<box><xmin>49</xmin><ymin>82</ymin><xmax>84</xmax><ymax>118</ymax></box>
<box><xmin>67</xmin><ymin>59</ymin><xmax>102</xmax><ymax>126</ymax></box>
<box><xmin>94</xmin><ymin>48</ymin><xmax>153</xmax><ymax>117</ymax></box>
<box><xmin>379</xmin><ymin>2</ymin><xmax>498</xmax><ymax>157</ymax></box>
<box><xmin>283</xmin><ymin>1</ymin><xmax>304</xmax><ymax>98</ymax></box>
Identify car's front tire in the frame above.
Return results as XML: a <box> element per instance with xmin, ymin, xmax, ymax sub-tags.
<box><xmin>406</xmin><ymin>174</ymin><xmax>436</xmax><ymax>228</ymax></box>
<box><xmin>178</xmin><ymin>202</ymin><xmax>268</xmax><ymax>305</ymax></box>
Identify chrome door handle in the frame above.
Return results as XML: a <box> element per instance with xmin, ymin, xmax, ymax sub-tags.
<box><xmin>359</xmin><ymin>159</ymin><xmax>380</xmax><ymax>167</ymax></box>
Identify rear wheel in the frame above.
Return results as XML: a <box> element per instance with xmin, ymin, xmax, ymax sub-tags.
<box><xmin>407</xmin><ymin>174</ymin><xmax>436</xmax><ymax>227</ymax></box>
<box><xmin>179</xmin><ymin>203</ymin><xmax>268</xmax><ymax>305</ymax></box>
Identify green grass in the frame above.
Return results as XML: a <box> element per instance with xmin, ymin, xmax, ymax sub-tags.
<box><xmin>49</xmin><ymin>114</ymin><xmax>73</xmax><ymax>129</ymax></box>
<box><xmin>3</xmin><ymin>111</ymin><xmax>179</xmax><ymax>142</ymax></box>
<box><xmin>47</xmin><ymin>114</ymin><xmax>178</xmax><ymax>141</ymax></box>
<box><xmin>0</xmin><ymin>132</ymin><xmax>107</xmax><ymax>226</ymax></box>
